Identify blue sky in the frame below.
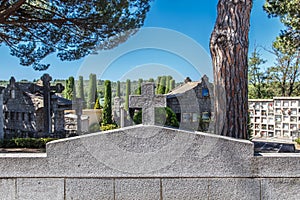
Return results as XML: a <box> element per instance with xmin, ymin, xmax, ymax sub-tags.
<box><xmin>0</xmin><ymin>0</ymin><xmax>283</xmax><ymax>82</ymax></box>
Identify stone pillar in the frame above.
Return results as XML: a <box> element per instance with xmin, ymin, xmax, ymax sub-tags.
<box><xmin>74</xmin><ymin>98</ymin><xmax>83</xmax><ymax>135</ymax></box>
<box><xmin>0</xmin><ymin>87</ymin><xmax>4</xmax><ymax>139</ymax></box>
<box><xmin>120</xmin><ymin>106</ymin><xmax>125</xmax><ymax>128</ymax></box>
<box><xmin>113</xmin><ymin>97</ymin><xmax>124</xmax><ymax>127</ymax></box>
<box><xmin>41</xmin><ymin>74</ymin><xmax>52</xmax><ymax>136</ymax></box>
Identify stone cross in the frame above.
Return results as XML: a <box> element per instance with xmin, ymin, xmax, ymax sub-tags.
<box><xmin>129</xmin><ymin>83</ymin><xmax>166</xmax><ymax>125</ymax></box>
<box><xmin>0</xmin><ymin>87</ymin><xmax>4</xmax><ymax>139</ymax></box>
<box><xmin>40</xmin><ymin>74</ymin><xmax>64</xmax><ymax>136</ymax></box>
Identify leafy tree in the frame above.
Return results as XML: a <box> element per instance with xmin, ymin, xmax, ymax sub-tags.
<box><xmin>264</xmin><ymin>0</ymin><xmax>300</xmax><ymax>51</ymax></box>
<box><xmin>248</xmin><ymin>48</ymin><xmax>267</xmax><ymax>99</ymax></box>
<box><xmin>64</xmin><ymin>76</ymin><xmax>75</xmax><ymax>100</ymax></box>
<box><xmin>87</xmin><ymin>73</ymin><xmax>97</xmax><ymax>109</ymax></box>
<box><xmin>0</xmin><ymin>0</ymin><xmax>152</xmax><ymax>70</ymax></box>
<box><xmin>210</xmin><ymin>0</ymin><xmax>252</xmax><ymax>139</ymax></box>
<box><xmin>102</xmin><ymin>80</ymin><xmax>112</xmax><ymax>125</ymax></box>
<box><xmin>148</xmin><ymin>78</ymin><xmax>155</xmax><ymax>82</ymax></box>
<box><xmin>266</xmin><ymin>39</ymin><xmax>300</xmax><ymax>97</ymax></box>
<box><xmin>116</xmin><ymin>81</ymin><xmax>120</xmax><ymax>97</ymax></box>
<box><xmin>124</xmin><ymin>79</ymin><xmax>131</xmax><ymax>111</ymax></box>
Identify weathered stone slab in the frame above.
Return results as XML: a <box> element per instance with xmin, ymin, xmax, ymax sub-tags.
<box><xmin>209</xmin><ymin>178</ymin><xmax>260</xmax><ymax>200</ymax></box>
<box><xmin>115</xmin><ymin>179</ymin><xmax>160</xmax><ymax>200</ymax></box>
<box><xmin>261</xmin><ymin>178</ymin><xmax>300</xmax><ymax>200</ymax></box>
<box><xmin>162</xmin><ymin>178</ymin><xmax>209</xmax><ymax>199</ymax></box>
<box><xmin>17</xmin><ymin>178</ymin><xmax>64</xmax><ymax>200</ymax></box>
<box><xmin>66</xmin><ymin>178</ymin><xmax>114</xmax><ymax>200</ymax></box>
<box><xmin>45</xmin><ymin>125</ymin><xmax>254</xmax><ymax>177</ymax></box>
<box><xmin>253</xmin><ymin>157</ymin><xmax>300</xmax><ymax>177</ymax></box>
<box><xmin>0</xmin><ymin>179</ymin><xmax>15</xmax><ymax>200</ymax></box>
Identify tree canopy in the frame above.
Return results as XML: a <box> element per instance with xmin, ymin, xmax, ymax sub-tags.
<box><xmin>0</xmin><ymin>0</ymin><xmax>152</xmax><ymax>70</ymax></box>
<box><xmin>264</xmin><ymin>0</ymin><xmax>300</xmax><ymax>51</ymax></box>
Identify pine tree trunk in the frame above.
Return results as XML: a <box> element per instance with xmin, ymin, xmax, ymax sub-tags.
<box><xmin>210</xmin><ymin>0</ymin><xmax>253</xmax><ymax>139</ymax></box>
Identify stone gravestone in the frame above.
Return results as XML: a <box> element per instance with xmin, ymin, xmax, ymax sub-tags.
<box><xmin>73</xmin><ymin>98</ymin><xmax>84</xmax><ymax>134</ymax></box>
<box><xmin>113</xmin><ymin>97</ymin><xmax>124</xmax><ymax>127</ymax></box>
<box><xmin>0</xmin><ymin>87</ymin><xmax>4</xmax><ymax>139</ymax></box>
<box><xmin>129</xmin><ymin>83</ymin><xmax>166</xmax><ymax>125</ymax></box>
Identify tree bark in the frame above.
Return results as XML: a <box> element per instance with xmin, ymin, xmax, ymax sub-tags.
<box><xmin>210</xmin><ymin>0</ymin><xmax>253</xmax><ymax>139</ymax></box>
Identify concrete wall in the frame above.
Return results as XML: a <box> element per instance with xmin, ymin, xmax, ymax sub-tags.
<box><xmin>0</xmin><ymin>125</ymin><xmax>299</xmax><ymax>200</ymax></box>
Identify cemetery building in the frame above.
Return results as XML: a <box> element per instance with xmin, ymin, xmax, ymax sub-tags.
<box><xmin>2</xmin><ymin>76</ymin><xmax>72</xmax><ymax>139</ymax></box>
<box><xmin>166</xmin><ymin>75</ymin><xmax>213</xmax><ymax>131</ymax></box>
<box><xmin>249</xmin><ymin>97</ymin><xmax>300</xmax><ymax>139</ymax></box>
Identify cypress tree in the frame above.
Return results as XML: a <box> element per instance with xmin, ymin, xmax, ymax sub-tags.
<box><xmin>157</xmin><ymin>76</ymin><xmax>166</xmax><ymax>94</ymax></box>
<box><xmin>136</xmin><ymin>78</ymin><xmax>143</xmax><ymax>95</ymax></box>
<box><xmin>77</xmin><ymin>76</ymin><xmax>85</xmax><ymax>101</ymax></box>
<box><xmin>170</xmin><ymin>79</ymin><xmax>176</xmax><ymax>91</ymax></box>
<box><xmin>156</xmin><ymin>76</ymin><xmax>161</xmax><ymax>94</ymax></box>
<box><xmin>125</xmin><ymin>79</ymin><xmax>131</xmax><ymax>111</ymax></box>
<box><xmin>102</xmin><ymin>80</ymin><xmax>112</xmax><ymax>125</ymax></box>
<box><xmin>64</xmin><ymin>76</ymin><xmax>76</xmax><ymax>100</ymax></box>
<box><xmin>87</xmin><ymin>73</ymin><xmax>97</xmax><ymax>109</ymax></box>
<box><xmin>116</xmin><ymin>81</ymin><xmax>120</xmax><ymax>97</ymax></box>
<box><xmin>165</xmin><ymin>76</ymin><xmax>172</xmax><ymax>94</ymax></box>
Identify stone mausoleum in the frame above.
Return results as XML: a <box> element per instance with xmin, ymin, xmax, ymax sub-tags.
<box><xmin>2</xmin><ymin>75</ymin><xmax>72</xmax><ymax>139</ymax></box>
<box><xmin>166</xmin><ymin>75</ymin><xmax>213</xmax><ymax>131</ymax></box>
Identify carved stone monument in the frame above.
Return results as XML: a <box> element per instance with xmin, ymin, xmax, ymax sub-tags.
<box><xmin>40</xmin><ymin>74</ymin><xmax>64</xmax><ymax>136</ymax></box>
<box><xmin>129</xmin><ymin>83</ymin><xmax>166</xmax><ymax>125</ymax></box>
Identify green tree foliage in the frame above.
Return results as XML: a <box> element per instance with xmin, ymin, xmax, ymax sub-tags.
<box><xmin>87</xmin><ymin>73</ymin><xmax>97</xmax><ymax>109</ymax></box>
<box><xmin>133</xmin><ymin>107</ymin><xmax>179</xmax><ymax>128</ymax></box>
<box><xmin>155</xmin><ymin>76</ymin><xmax>161</xmax><ymax>94</ymax></box>
<box><xmin>165</xmin><ymin>76</ymin><xmax>172</xmax><ymax>94</ymax></box>
<box><xmin>135</xmin><ymin>78</ymin><xmax>143</xmax><ymax>95</ymax></box>
<box><xmin>148</xmin><ymin>78</ymin><xmax>155</xmax><ymax>82</ymax></box>
<box><xmin>0</xmin><ymin>0</ymin><xmax>153</xmax><ymax>70</ymax></box>
<box><xmin>264</xmin><ymin>0</ymin><xmax>300</xmax><ymax>51</ymax></box>
<box><xmin>102</xmin><ymin>80</ymin><xmax>112</xmax><ymax>125</ymax></box>
<box><xmin>266</xmin><ymin>39</ymin><xmax>300</xmax><ymax>97</ymax></box>
<box><xmin>94</xmin><ymin>97</ymin><xmax>102</xmax><ymax>109</ymax></box>
<box><xmin>169</xmin><ymin>79</ymin><xmax>176</xmax><ymax>91</ymax></box>
<box><xmin>248</xmin><ymin>48</ymin><xmax>267</xmax><ymax>99</ymax></box>
<box><xmin>77</xmin><ymin>76</ymin><xmax>85</xmax><ymax>103</ymax></box>
<box><xmin>64</xmin><ymin>76</ymin><xmax>75</xmax><ymax>100</ymax></box>
<box><xmin>125</xmin><ymin>79</ymin><xmax>131</xmax><ymax>111</ymax></box>
<box><xmin>116</xmin><ymin>81</ymin><xmax>120</xmax><ymax>97</ymax></box>
<box><xmin>157</xmin><ymin>76</ymin><xmax>166</xmax><ymax>94</ymax></box>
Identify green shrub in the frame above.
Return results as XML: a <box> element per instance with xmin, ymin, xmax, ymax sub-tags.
<box><xmin>295</xmin><ymin>138</ymin><xmax>300</xmax><ymax>145</ymax></box>
<box><xmin>133</xmin><ymin>107</ymin><xmax>179</xmax><ymax>128</ymax></box>
<box><xmin>0</xmin><ymin>138</ymin><xmax>57</xmax><ymax>148</ymax></box>
<box><xmin>100</xmin><ymin>124</ymin><xmax>118</xmax><ymax>131</ymax></box>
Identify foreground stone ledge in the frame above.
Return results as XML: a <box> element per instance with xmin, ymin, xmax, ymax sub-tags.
<box><xmin>0</xmin><ymin>125</ymin><xmax>299</xmax><ymax>199</ymax></box>
<box><xmin>0</xmin><ymin>125</ymin><xmax>299</xmax><ymax>178</ymax></box>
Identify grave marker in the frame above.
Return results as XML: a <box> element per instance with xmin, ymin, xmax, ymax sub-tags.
<box><xmin>129</xmin><ymin>83</ymin><xmax>166</xmax><ymax>125</ymax></box>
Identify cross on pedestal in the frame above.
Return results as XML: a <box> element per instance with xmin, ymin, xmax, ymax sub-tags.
<box><xmin>40</xmin><ymin>74</ymin><xmax>65</xmax><ymax>136</ymax></box>
<box><xmin>129</xmin><ymin>83</ymin><xmax>166</xmax><ymax>125</ymax></box>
